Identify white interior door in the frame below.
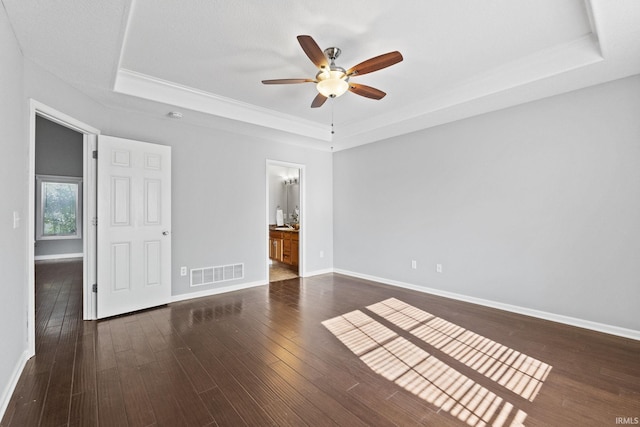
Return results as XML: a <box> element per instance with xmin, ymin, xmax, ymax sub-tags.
<box><xmin>97</xmin><ymin>135</ymin><xmax>171</xmax><ymax>318</ymax></box>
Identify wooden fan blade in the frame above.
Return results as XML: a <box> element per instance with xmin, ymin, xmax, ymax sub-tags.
<box><xmin>262</xmin><ymin>78</ymin><xmax>314</xmax><ymax>85</ymax></box>
<box><xmin>347</xmin><ymin>51</ymin><xmax>403</xmax><ymax>76</ymax></box>
<box><xmin>311</xmin><ymin>93</ymin><xmax>328</xmax><ymax>108</ymax></box>
<box><xmin>297</xmin><ymin>35</ymin><xmax>329</xmax><ymax>69</ymax></box>
<box><xmin>349</xmin><ymin>83</ymin><xmax>386</xmax><ymax>100</ymax></box>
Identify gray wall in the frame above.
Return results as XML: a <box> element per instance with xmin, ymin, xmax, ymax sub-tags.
<box><xmin>0</xmin><ymin>38</ymin><xmax>334</xmax><ymax>414</ymax></box>
<box><xmin>101</xmin><ymin>110</ymin><xmax>333</xmax><ymax>292</ymax></box>
<box><xmin>35</xmin><ymin>115</ymin><xmax>84</xmax><ymax>257</ymax></box>
<box><xmin>21</xmin><ymin>59</ymin><xmax>333</xmax><ymax>297</ymax></box>
<box><xmin>334</xmin><ymin>74</ymin><xmax>640</xmax><ymax>331</ymax></box>
<box><xmin>0</xmin><ymin>6</ymin><xmax>28</xmax><ymax>413</ymax></box>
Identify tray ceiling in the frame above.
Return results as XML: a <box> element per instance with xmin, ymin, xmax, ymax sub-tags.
<box><xmin>3</xmin><ymin>0</ymin><xmax>640</xmax><ymax>150</ymax></box>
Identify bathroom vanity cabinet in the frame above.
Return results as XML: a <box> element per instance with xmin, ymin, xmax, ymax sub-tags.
<box><xmin>269</xmin><ymin>229</ymin><xmax>299</xmax><ymax>266</ymax></box>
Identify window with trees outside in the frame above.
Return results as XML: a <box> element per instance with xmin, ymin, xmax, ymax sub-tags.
<box><xmin>36</xmin><ymin>175</ymin><xmax>82</xmax><ymax>240</ymax></box>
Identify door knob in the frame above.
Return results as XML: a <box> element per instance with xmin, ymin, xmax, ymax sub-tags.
<box><xmin>162</xmin><ymin>231</ymin><xmax>170</xmax><ymax>236</ymax></box>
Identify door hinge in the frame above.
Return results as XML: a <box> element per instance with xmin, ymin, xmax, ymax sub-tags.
<box><xmin>92</xmin><ymin>150</ymin><xmax>98</xmax><ymax>159</ymax></box>
<box><xmin>92</xmin><ymin>283</ymin><xmax>97</xmax><ymax>293</ymax></box>
<box><xmin>91</xmin><ymin>217</ymin><xmax>98</xmax><ymax>226</ymax></box>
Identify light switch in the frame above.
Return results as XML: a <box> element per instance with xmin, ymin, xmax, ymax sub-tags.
<box><xmin>13</xmin><ymin>211</ymin><xmax>20</xmax><ymax>229</ymax></box>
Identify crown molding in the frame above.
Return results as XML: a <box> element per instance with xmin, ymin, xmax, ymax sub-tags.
<box><xmin>333</xmin><ymin>33</ymin><xmax>603</xmax><ymax>150</ymax></box>
<box><xmin>114</xmin><ymin>68</ymin><xmax>331</xmax><ymax>141</ymax></box>
<box><xmin>114</xmin><ymin>33</ymin><xmax>602</xmax><ymax>150</ymax></box>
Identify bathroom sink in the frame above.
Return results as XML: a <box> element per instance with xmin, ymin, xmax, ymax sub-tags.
<box><xmin>274</xmin><ymin>227</ymin><xmax>296</xmax><ymax>231</ymax></box>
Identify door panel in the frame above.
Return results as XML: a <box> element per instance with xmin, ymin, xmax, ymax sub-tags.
<box><xmin>97</xmin><ymin>135</ymin><xmax>171</xmax><ymax>318</ymax></box>
<box><xmin>112</xmin><ymin>242</ymin><xmax>131</xmax><ymax>291</ymax></box>
<box><xmin>111</xmin><ymin>176</ymin><xmax>131</xmax><ymax>225</ymax></box>
<box><xmin>144</xmin><ymin>240</ymin><xmax>161</xmax><ymax>286</ymax></box>
<box><xmin>144</xmin><ymin>179</ymin><xmax>161</xmax><ymax>224</ymax></box>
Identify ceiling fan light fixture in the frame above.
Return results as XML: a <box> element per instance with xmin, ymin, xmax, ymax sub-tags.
<box><xmin>261</xmin><ymin>36</ymin><xmax>403</xmax><ymax>107</ymax></box>
<box><xmin>316</xmin><ymin>68</ymin><xmax>349</xmax><ymax>98</ymax></box>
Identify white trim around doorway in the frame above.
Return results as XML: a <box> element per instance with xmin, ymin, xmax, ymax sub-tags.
<box><xmin>27</xmin><ymin>100</ymin><xmax>100</xmax><ymax>356</ymax></box>
<box><xmin>265</xmin><ymin>160</ymin><xmax>306</xmax><ymax>281</ymax></box>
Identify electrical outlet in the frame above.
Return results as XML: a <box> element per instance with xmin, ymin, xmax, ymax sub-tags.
<box><xmin>411</xmin><ymin>260</ymin><xmax>417</xmax><ymax>269</ymax></box>
<box><xmin>436</xmin><ymin>264</ymin><xmax>443</xmax><ymax>273</ymax></box>
<box><xmin>180</xmin><ymin>266</ymin><xmax>187</xmax><ymax>276</ymax></box>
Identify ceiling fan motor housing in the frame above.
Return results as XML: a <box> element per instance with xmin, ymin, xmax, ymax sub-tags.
<box><xmin>323</xmin><ymin>47</ymin><xmax>341</xmax><ymax>62</ymax></box>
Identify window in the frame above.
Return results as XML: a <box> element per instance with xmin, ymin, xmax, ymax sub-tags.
<box><xmin>36</xmin><ymin>175</ymin><xmax>82</xmax><ymax>240</ymax></box>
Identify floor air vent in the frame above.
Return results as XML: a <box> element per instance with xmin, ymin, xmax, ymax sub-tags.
<box><xmin>190</xmin><ymin>263</ymin><xmax>244</xmax><ymax>287</ymax></box>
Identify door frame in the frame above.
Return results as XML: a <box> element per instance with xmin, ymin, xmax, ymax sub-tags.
<box><xmin>266</xmin><ymin>160</ymin><xmax>306</xmax><ymax>280</ymax></box>
<box><xmin>27</xmin><ymin>100</ymin><xmax>100</xmax><ymax>356</ymax></box>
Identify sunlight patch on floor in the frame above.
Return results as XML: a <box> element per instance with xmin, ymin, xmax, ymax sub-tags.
<box><xmin>323</xmin><ymin>310</ymin><xmax>529</xmax><ymax>427</ymax></box>
<box><xmin>367</xmin><ymin>298</ymin><xmax>551</xmax><ymax>402</ymax></box>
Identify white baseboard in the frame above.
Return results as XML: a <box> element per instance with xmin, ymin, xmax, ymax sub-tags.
<box><xmin>34</xmin><ymin>253</ymin><xmax>83</xmax><ymax>261</ymax></box>
<box><xmin>171</xmin><ymin>279</ymin><xmax>267</xmax><ymax>303</ymax></box>
<box><xmin>302</xmin><ymin>268</ymin><xmax>334</xmax><ymax>278</ymax></box>
<box><xmin>0</xmin><ymin>350</ymin><xmax>30</xmax><ymax>422</ymax></box>
<box><xmin>170</xmin><ymin>268</ymin><xmax>336</xmax><ymax>302</ymax></box>
<box><xmin>334</xmin><ymin>269</ymin><xmax>640</xmax><ymax>341</ymax></box>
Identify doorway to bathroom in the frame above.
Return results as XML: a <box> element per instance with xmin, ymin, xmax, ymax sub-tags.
<box><xmin>267</xmin><ymin>161</ymin><xmax>303</xmax><ymax>282</ymax></box>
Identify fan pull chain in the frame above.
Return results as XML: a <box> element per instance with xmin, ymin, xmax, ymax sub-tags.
<box><xmin>331</xmin><ymin>98</ymin><xmax>335</xmax><ymax>135</ymax></box>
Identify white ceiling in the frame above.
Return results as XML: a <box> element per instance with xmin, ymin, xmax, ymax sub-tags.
<box><xmin>3</xmin><ymin>0</ymin><xmax>640</xmax><ymax>151</ymax></box>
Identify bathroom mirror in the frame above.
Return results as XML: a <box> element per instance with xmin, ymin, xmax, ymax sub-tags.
<box><xmin>268</xmin><ymin>165</ymin><xmax>300</xmax><ymax>225</ymax></box>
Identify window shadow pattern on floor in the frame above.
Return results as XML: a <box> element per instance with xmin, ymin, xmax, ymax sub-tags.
<box><xmin>323</xmin><ymin>299</ymin><xmax>552</xmax><ymax>427</ymax></box>
<box><xmin>368</xmin><ymin>298</ymin><xmax>551</xmax><ymax>402</ymax></box>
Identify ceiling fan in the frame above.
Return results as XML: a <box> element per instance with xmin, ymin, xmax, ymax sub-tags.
<box><xmin>262</xmin><ymin>35</ymin><xmax>403</xmax><ymax>108</ymax></box>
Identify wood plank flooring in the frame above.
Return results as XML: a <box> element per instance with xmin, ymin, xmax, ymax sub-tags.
<box><xmin>2</xmin><ymin>259</ymin><xmax>639</xmax><ymax>426</ymax></box>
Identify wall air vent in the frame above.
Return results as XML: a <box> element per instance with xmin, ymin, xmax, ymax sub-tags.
<box><xmin>190</xmin><ymin>263</ymin><xmax>244</xmax><ymax>287</ymax></box>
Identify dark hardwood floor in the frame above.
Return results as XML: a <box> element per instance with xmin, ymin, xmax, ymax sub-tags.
<box><xmin>2</xmin><ymin>259</ymin><xmax>639</xmax><ymax>426</ymax></box>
